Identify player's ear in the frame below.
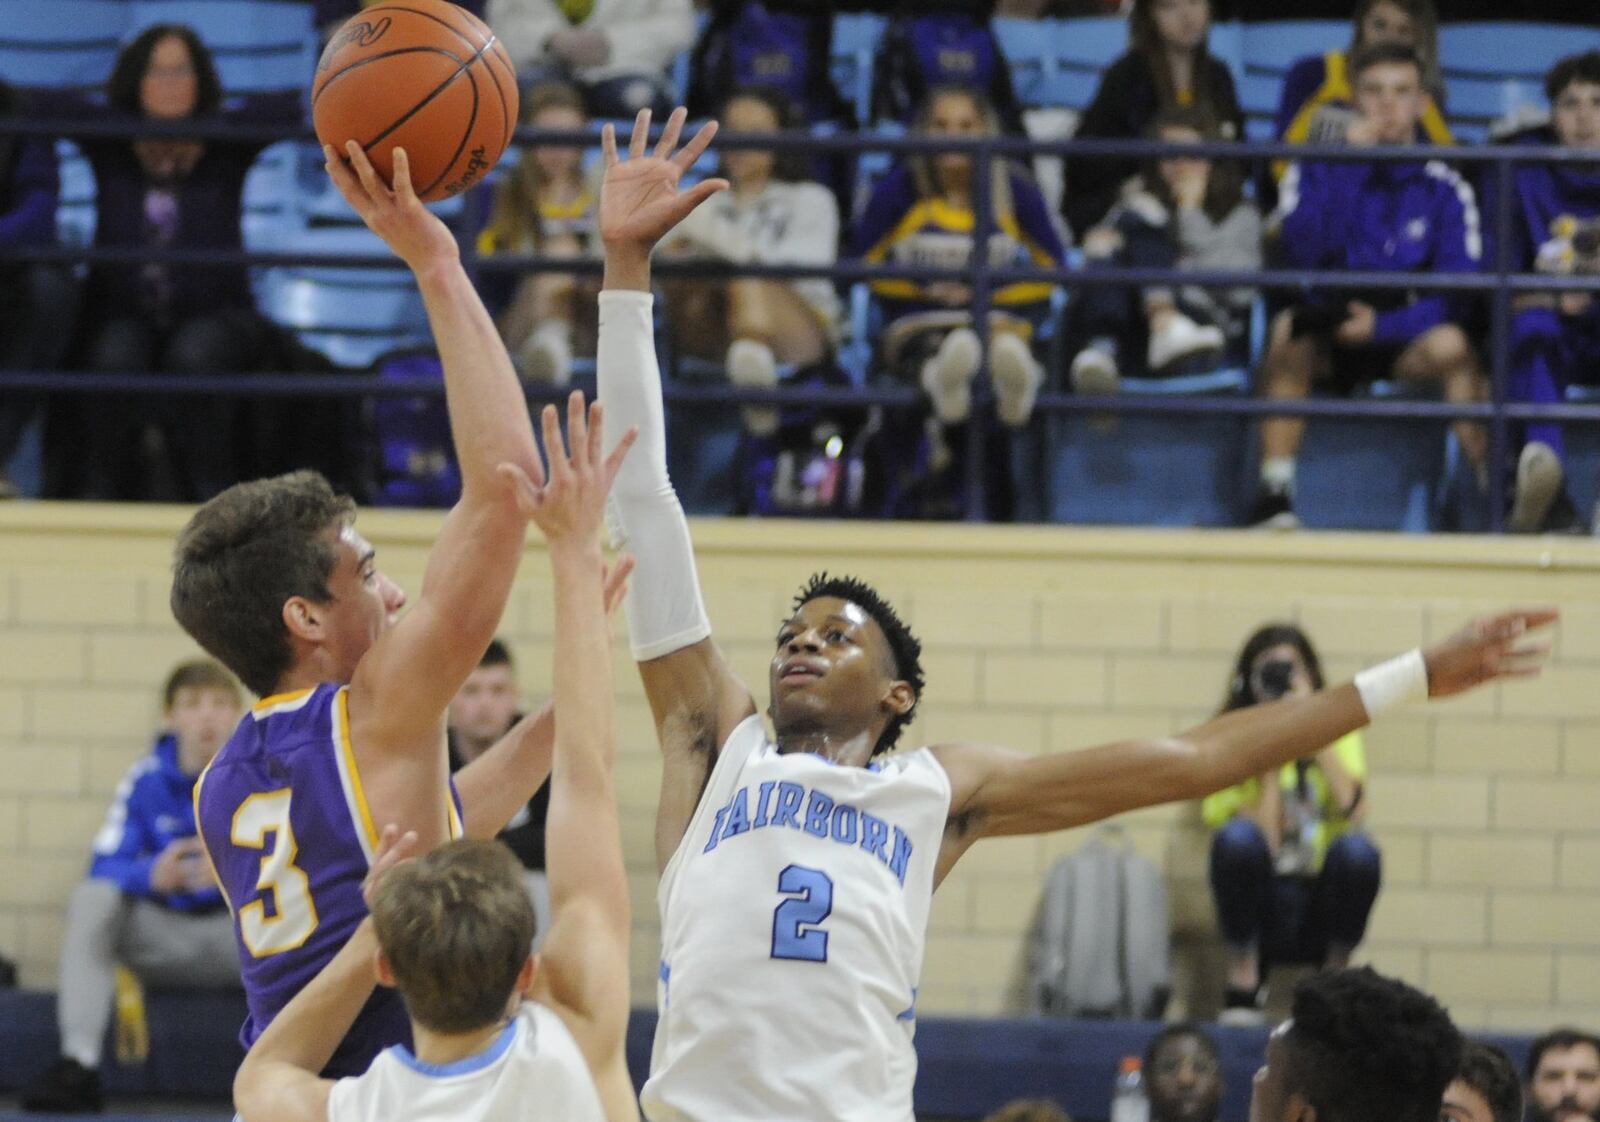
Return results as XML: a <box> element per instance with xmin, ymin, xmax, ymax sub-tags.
<box><xmin>282</xmin><ymin>595</ymin><xmax>325</xmax><ymax>643</ymax></box>
<box><xmin>374</xmin><ymin>949</ymin><xmax>397</xmax><ymax>989</ymax></box>
<box><xmin>517</xmin><ymin>954</ymin><xmax>539</xmax><ymax>997</ymax></box>
<box><xmin>882</xmin><ymin>680</ymin><xmax>915</xmax><ymax>719</ymax></box>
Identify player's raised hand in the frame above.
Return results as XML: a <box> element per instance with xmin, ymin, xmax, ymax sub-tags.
<box><xmin>499</xmin><ymin>391</ymin><xmax>638</xmax><ymax>548</ymax></box>
<box><xmin>603</xmin><ymin>554</ymin><xmax>636</xmax><ymax>619</ymax></box>
<box><xmin>1423</xmin><ymin>608</ymin><xmax>1559</xmax><ymax>698</ymax></box>
<box><xmin>361</xmin><ymin>824</ymin><xmax>420</xmax><ymax>910</ymax></box>
<box><xmin>600</xmin><ymin>107</ymin><xmax>728</xmax><ymax>256</ymax></box>
<box><xmin>324</xmin><ymin>143</ymin><xmax>458</xmax><ymax>273</ymax></box>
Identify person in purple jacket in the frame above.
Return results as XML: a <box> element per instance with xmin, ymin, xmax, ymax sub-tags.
<box><xmin>44</xmin><ymin>25</ymin><xmax>301</xmax><ymax>503</ymax></box>
<box><xmin>1249</xmin><ymin>42</ymin><xmax>1488</xmax><ymax>529</ymax></box>
<box><xmin>20</xmin><ymin>661</ymin><xmax>244</xmax><ymax>1115</ymax></box>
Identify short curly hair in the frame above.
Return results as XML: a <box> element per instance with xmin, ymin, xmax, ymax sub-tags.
<box><xmin>793</xmin><ymin>572</ymin><xmax>924</xmax><ymax>756</ymax></box>
<box><xmin>1284</xmin><ymin>967</ymin><xmax>1463</xmax><ymax>1122</ymax></box>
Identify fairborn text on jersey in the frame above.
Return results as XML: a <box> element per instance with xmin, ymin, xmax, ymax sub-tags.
<box><xmin>701</xmin><ymin>779</ymin><xmax>916</xmax><ymax>886</ymax></box>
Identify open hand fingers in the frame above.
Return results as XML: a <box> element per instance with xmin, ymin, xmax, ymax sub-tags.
<box><xmin>601</xmin><ymin>425</ymin><xmax>640</xmax><ymax>490</ymax></box>
<box><xmin>542</xmin><ymin>403</ymin><xmax>572</xmax><ymax>486</ymax></box>
<box><xmin>628</xmin><ymin>108</ymin><xmax>651</xmax><ymax>160</ymax></box>
<box><xmin>674</xmin><ymin>118</ymin><xmax>720</xmax><ymax>171</ymax></box>
<box><xmin>586</xmin><ymin>400</ymin><xmax>606</xmax><ymax>470</ymax></box>
<box><xmin>677</xmin><ymin>177</ymin><xmax>730</xmax><ymax>217</ymax></box>
<box><xmin>495</xmin><ymin>461</ymin><xmax>545</xmax><ymax>515</ymax></box>
<box><xmin>602</xmin><ymin>553</ymin><xmax>636</xmax><ymax>615</ymax></box>
<box><xmin>390</xmin><ymin>147</ymin><xmax>416</xmax><ymax>205</ymax></box>
<box><xmin>601</xmin><ymin>121</ymin><xmax>619</xmax><ymax>168</ymax></box>
<box><xmin>654</xmin><ymin>106</ymin><xmax>686</xmax><ymax>159</ymax></box>
<box><xmin>345</xmin><ymin>140</ymin><xmax>390</xmax><ymax>202</ymax></box>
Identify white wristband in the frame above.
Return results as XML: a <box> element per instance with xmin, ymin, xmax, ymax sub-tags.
<box><xmin>1353</xmin><ymin>649</ymin><xmax>1429</xmax><ymax>720</ymax></box>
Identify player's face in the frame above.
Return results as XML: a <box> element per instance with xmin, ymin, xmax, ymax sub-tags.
<box><xmin>1358</xmin><ymin>1</ymin><xmax>1416</xmax><ymax>50</ymax></box>
<box><xmin>141</xmin><ymin>35</ymin><xmax>199</xmax><ymax>121</ymax></box>
<box><xmin>1156</xmin><ymin>124</ymin><xmax>1210</xmax><ymax>195</ymax></box>
<box><xmin>927</xmin><ymin>91</ymin><xmax>985</xmax><ymax>184</ymax></box>
<box><xmin>1554</xmin><ymin>82</ymin><xmax>1600</xmax><ymax>150</ymax></box>
<box><xmin>1248</xmin><ymin>1023</ymin><xmax>1304</xmax><ymax>1122</ymax></box>
<box><xmin>1151</xmin><ymin>0</ymin><xmax>1210</xmax><ymax>53</ymax></box>
<box><xmin>449</xmin><ymin>664</ymin><xmax>520</xmax><ymax>748</ymax></box>
<box><xmin>166</xmin><ymin>685</ymin><xmax>242</xmax><ymax>774</ymax></box>
<box><xmin>722</xmin><ymin>95</ymin><xmax>780</xmax><ymax>190</ymax></box>
<box><xmin>1354</xmin><ymin>62</ymin><xmax>1425</xmax><ymax>145</ymax></box>
<box><xmin>1442</xmin><ymin>1078</ymin><xmax>1495</xmax><ymax>1122</ymax></box>
<box><xmin>323</xmin><ymin>523</ymin><xmax>406</xmax><ymax>678</ymax></box>
<box><xmin>1149</xmin><ymin>1035</ymin><xmax>1223</xmax><ymax>1122</ymax></box>
<box><xmin>531</xmin><ymin>104</ymin><xmax>586</xmax><ymax>183</ymax></box>
<box><xmin>770</xmin><ymin>597</ymin><xmax>902</xmax><ymax>750</ymax></box>
<box><xmin>1531</xmin><ymin>1044</ymin><xmax>1600</xmax><ymax>1122</ymax></box>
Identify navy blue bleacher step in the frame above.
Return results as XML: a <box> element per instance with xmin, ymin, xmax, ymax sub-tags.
<box><xmin>1292</xmin><ymin>381</ymin><xmax>1447</xmax><ymax>533</ymax></box>
<box><xmin>1555</xmin><ymin>383</ymin><xmax>1600</xmax><ymax>524</ymax></box>
<box><xmin>1041</xmin><ymin>368</ymin><xmax>1252</xmax><ymax>528</ymax></box>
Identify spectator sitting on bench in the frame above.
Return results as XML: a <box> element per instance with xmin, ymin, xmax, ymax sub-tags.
<box><xmin>1525</xmin><ymin>1028</ymin><xmax>1600</xmax><ymax>1122</ymax></box>
<box><xmin>1443</xmin><ymin>1041</ymin><xmax>1524</xmax><ymax>1122</ymax></box>
<box><xmin>21</xmin><ymin>660</ymin><xmax>244</xmax><ymax>1115</ymax></box>
<box><xmin>1249</xmin><ymin>42</ymin><xmax>1487</xmax><ymax>530</ymax></box>
<box><xmin>1146</xmin><ymin>1023</ymin><xmax>1223</xmax><ymax>1122</ymax></box>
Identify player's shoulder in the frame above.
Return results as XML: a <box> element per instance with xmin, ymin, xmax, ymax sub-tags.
<box><xmin>247</xmin><ymin>682</ymin><xmax>344</xmax><ymax>737</ymax></box>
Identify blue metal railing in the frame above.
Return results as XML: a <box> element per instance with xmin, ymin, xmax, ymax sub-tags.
<box><xmin>3</xmin><ymin>117</ymin><xmax>1597</xmax><ymax>528</ymax></box>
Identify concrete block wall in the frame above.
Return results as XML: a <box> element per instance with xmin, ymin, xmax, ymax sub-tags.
<box><xmin>3</xmin><ymin>505</ymin><xmax>1599</xmax><ymax>1031</ymax></box>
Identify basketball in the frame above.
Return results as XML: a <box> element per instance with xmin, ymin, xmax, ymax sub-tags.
<box><xmin>313</xmin><ymin>0</ymin><xmax>519</xmax><ymax>203</ymax></box>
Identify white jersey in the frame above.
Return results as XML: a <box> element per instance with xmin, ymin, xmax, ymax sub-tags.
<box><xmin>327</xmin><ymin>1002</ymin><xmax>605</xmax><ymax>1122</ymax></box>
<box><xmin>642</xmin><ymin>715</ymin><xmax>952</xmax><ymax>1122</ymax></box>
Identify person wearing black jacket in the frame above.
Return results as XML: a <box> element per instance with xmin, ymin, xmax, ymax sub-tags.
<box><xmin>1061</xmin><ymin>0</ymin><xmax>1243</xmax><ymax>241</ymax></box>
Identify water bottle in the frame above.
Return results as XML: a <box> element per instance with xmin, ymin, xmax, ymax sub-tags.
<box><xmin>1111</xmin><ymin>1056</ymin><xmax>1150</xmax><ymax>1122</ymax></box>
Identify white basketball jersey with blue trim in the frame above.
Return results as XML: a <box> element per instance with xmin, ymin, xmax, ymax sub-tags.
<box><xmin>326</xmin><ymin>1002</ymin><xmax>605</xmax><ymax>1122</ymax></box>
<box><xmin>643</xmin><ymin>715</ymin><xmax>952</xmax><ymax>1122</ymax></box>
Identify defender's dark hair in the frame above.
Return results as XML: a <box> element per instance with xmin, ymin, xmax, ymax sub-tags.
<box><xmin>1219</xmin><ymin>623</ymin><xmax>1326</xmax><ymax>715</ymax></box>
<box><xmin>1349</xmin><ymin>40</ymin><xmax>1424</xmax><ymax>83</ymax></box>
<box><xmin>107</xmin><ymin>24</ymin><xmax>223</xmax><ymax>119</ymax></box>
<box><xmin>793</xmin><ymin>572</ymin><xmax>924</xmax><ymax>755</ymax></box>
<box><xmin>162</xmin><ymin>659</ymin><xmax>241</xmax><ymax>710</ymax></box>
<box><xmin>1144</xmin><ymin>1020</ymin><xmax>1221</xmax><ymax>1074</ymax></box>
<box><xmin>171</xmin><ymin>471</ymin><xmax>357</xmax><ymax>698</ymax></box>
<box><xmin>1456</xmin><ymin>1041</ymin><xmax>1523</xmax><ymax>1122</ymax></box>
<box><xmin>1283</xmin><ymin>967</ymin><xmax>1463</xmax><ymax>1122</ymax></box>
<box><xmin>479</xmin><ymin>638</ymin><xmax>515</xmax><ymax>670</ymax></box>
<box><xmin>1526</xmin><ymin>1028</ymin><xmax>1600</xmax><ymax>1081</ymax></box>
<box><xmin>1547</xmin><ymin>51</ymin><xmax>1600</xmax><ymax>104</ymax></box>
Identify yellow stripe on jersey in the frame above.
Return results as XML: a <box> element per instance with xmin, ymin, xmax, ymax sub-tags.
<box><xmin>190</xmin><ymin>751</ymin><xmax>234</xmax><ymax>916</ymax></box>
<box><xmin>251</xmin><ymin>687</ymin><xmax>316</xmax><ymax>718</ymax></box>
<box><xmin>335</xmin><ymin>689</ymin><xmax>380</xmax><ymax>855</ymax></box>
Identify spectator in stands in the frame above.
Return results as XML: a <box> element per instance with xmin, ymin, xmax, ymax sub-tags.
<box><xmin>1275</xmin><ymin>0</ymin><xmax>1449</xmax><ymax>163</ymax></box>
<box><xmin>479</xmin><ymin>81</ymin><xmax>600</xmax><ymax>387</ymax></box>
<box><xmin>660</xmin><ymin>86</ymin><xmax>841</xmax><ymax>437</ymax></box>
<box><xmin>686</xmin><ymin>0</ymin><xmax>852</xmax><ymax>128</ymax></box>
<box><xmin>853</xmin><ymin>84</ymin><xmax>1065</xmax><ymax>518</ymax></box>
<box><xmin>1249</xmin><ymin>968</ymin><xmax>1462</xmax><ymax>1122</ymax></box>
<box><xmin>1146</xmin><ymin>1023</ymin><xmax>1223</xmax><ymax>1122</ymax></box>
<box><xmin>0</xmin><ymin>78</ymin><xmax>74</xmax><ymax>500</ymax></box>
<box><xmin>872</xmin><ymin>2</ymin><xmax>1026</xmax><ymax>134</ymax></box>
<box><xmin>44</xmin><ymin>25</ymin><xmax>302</xmax><ymax>502</ymax></box>
<box><xmin>447</xmin><ymin>639</ymin><xmax>553</xmax><ymax>947</ymax></box>
<box><xmin>20</xmin><ymin>660</ymin><xmax>243</xmax><ymax>1114</ymax></box>
<box><xmin>1061</xmin><ymin>0</ymin><xmax>1243</xmax><ymax>242</ymax></box>
<box><xmin>1203</xmin><ymin>624</ymin><xmax>1380</xmax><ymax>1025</ymax></box>
<box><xmin>981</xmin><ymin>1101</ymin><xmax>1074</xmax><ymax>1122</ymax></box>
<box><xmin>1525</xmin><ymin>1029</ymin><xmax>1600</xmax><ymax>1122</ymax></box>
<box><xmin>1443</xmin><ymin>1042</ymin><xmax>1524</xmax><ymax>1122</ymax></box>
<box><xmin>1248</xmin><ymin>42</ymin><xmax>1486</xmax><ymax>530</ymax></box>
<box><xmin>487</xmin><ymin>0</ymin><xmax>694</xmax><ymax>119</ymax></box>
<box><xmin>1066</xmin><ymin>105</ymin><xmax>1260</xmax><ymax>394</ymax></box>
<box><xmin>1481</xmin><ymin>51</ymin><xmax>1600</xmax><ymax>534</ymax></box>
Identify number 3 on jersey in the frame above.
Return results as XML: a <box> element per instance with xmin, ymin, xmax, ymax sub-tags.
<box><xmin>232</xmin><ymin>789</ymin><xmax>319</xmax><ymax>957</ymax></box>
<box><xmin>771</xmin><ymin>864</ymin><xmax>833</xmax><ymax>963</ymax></box>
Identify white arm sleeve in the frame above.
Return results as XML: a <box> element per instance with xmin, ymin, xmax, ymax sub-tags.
<box><xmin>596</xmin><ymin>290</ymin><xmax>713</xmax><ymax>661</ymax></box>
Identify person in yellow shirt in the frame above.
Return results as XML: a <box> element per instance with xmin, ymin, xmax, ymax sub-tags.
<box><xmin>1202</xmin><ymin>624</ymin><xmax>1381</xmax><ymax>1025</ymax></box>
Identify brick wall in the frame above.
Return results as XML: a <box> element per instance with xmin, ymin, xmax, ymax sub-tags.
<box><xmin>3</xmin><ymin>504</ymin><xmax>1599</xmax><ymax>1031</ymax></box>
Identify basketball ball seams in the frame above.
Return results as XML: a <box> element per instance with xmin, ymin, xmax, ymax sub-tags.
<box><xmin>480</xmin><ymin>35</ymin><xmax>514</xmax><ymax>156</ymax></box>
<box><xmin>311</xmin><ymin>46</ymin><xmax>466</xmax><ymax>108</ymax></box>
<box><xmin>417</xmin><ymin>65</ymin><xmax>482</xmax><ymax>197</ymax></box>
<box><xmin>375</xmin><ymin>5</ymin><xmax>486</xmax><ymax>50</ymax></box>
<box><xmin>356</xmin><ymin>37</ymin><xmax>492</xmax><ymax>186</ymax></box>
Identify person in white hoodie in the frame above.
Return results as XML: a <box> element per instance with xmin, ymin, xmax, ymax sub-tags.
<box><xmin>487</xmin><ymin>0</ymin><xmax>694</xmax><ymax>117</ymax></box>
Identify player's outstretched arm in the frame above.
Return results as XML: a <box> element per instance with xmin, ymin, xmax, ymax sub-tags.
<box><xmin>503</xmin><ymin>397</ymin><xmax>640</xmax><ymax>1122</ymax></box>
<box><xmin>931</xmin><ymin>609</ymin><xmax>1556</xmax><ymax>877</ymax></box>
<box><xmin>324</xmin><ymin>143</ymin><xmax>545</xmax><ymax>846</ymax></box>
<box><xmin>595</xmin><ymin>108</ymin><xmax>758</xmax><ymax>872</ymax></box>
<box><xmin>233</xmin><ymin>827</ymin><xmax>418</xmax><ymax>1122</ymax></box>
<box><xmin>453</xmin><ymin>560</ymin><xmax>634</xmax><ymax>838</ymax></box>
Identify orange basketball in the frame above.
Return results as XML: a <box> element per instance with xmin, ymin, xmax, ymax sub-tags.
<box><xmin>313</xmin><ymin>0</ymin><xmax>519</xmax><ymax>202</ymax></box>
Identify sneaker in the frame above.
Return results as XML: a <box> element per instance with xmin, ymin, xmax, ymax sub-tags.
<box><xmin>989</xmin><ymin>333</ymin><xmax>1044</xmax><ymax>427</ymax></box>
<box><xmin>1148</xmin><ymin>312</ymin><xmax>1225</xmax><ymax>373</ymax></box>
<box><xmin>519</xmin><ymin>322</ymin><xmax>573</xmax><ymax>387</ymax></box>
<box><xmin>20</xmin><ymin>1057</ymin><xmax>103</xmax><ymax>1113</ymax></box>
<box><xmin>1069</xmin><ymin>337</ymin><xmax>1120</xmax><ymax>397</ymax></box>
<box><xmin>920</xmin><ymin>327</ymin><xmax>981</xmax><ymax>425</ymax></box>
<box><xmin>726</xmin><ymin>338</ymin><xmax>781</xmax><ymax>436</ymax></box>
<box><xmin>1248</xmin><ymin>489</ymin><xmax>1300</xmax><ymax>530</ymax></box>
<box><xmin>1508</xmin><ymin>441</ymin><xmax>1563</xmax><ymax>534</ymax></box>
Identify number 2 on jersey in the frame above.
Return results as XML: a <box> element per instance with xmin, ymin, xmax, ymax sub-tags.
<box><xmin>771</xmin><ymin>864</ymin><xmax>833</xmax><ymax>963</ymax></box>
<box><xmin>231</xmin><ymin>789</ymin><xmax>319</xmax><ymax>957</ymax></box>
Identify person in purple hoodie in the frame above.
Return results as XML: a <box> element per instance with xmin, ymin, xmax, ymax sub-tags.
<box><xmin>1249</xmin><ymin>42</ymin><xmax>1488</xmax><ymax>529</ymax></box>
<box><xmin>1482</xmin><ymin>51</ymin><xmax>1600</xmax><ymax>534</ymax></box>
<box><xmin>20</xmin><ymin>661</ymin><xmax>244</xmax><ymax>1115</ymax></box>
<box><xmin>44</xmin><ymin>25</ymin><xmax>301</xmax><ymax>502</ymax></box>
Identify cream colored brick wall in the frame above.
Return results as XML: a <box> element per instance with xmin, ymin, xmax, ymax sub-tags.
<box><xmin>3</xmin><ymin>505</ymin><xmax>1600</xmax><ymax>1030</ymax></box>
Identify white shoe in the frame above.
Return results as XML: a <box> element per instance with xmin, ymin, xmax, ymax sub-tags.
<box><xmin>1148</xmin><ymin>312</ymin><xmax>1224</xmax><ymax>372</ymax></box>
<box><xmin>519</xmin><ymin>322</ymin><xmax>573</xmax><ymax>387</ymax></box>
<box><xmin>920</xmin><ymin>328</ymin><xmax>981</xmax><ymax>425</ymax></box>
<box><xmin>727</xmin><ymin>339</ymin><xmax>780</xmax><ymax>436</ymax></box>
<box><xmin>989</xmin><ymin>333</ymin><xmax>1043</xmax><ymax>427</ymax></box>
<box><xmin>1070</xmin><ymin>338</ymin><xmax>1120</xmax><ymax>397</ymax></box>
<box><xmin>1509</xmin><ymin>441</ymin><xmax>1563</xmax><ymax>533</ymax></box>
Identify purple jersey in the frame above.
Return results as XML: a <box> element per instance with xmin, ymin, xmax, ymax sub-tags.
<box><xmin>195</xmin><ymin>684</ymin><xmax>463</xmax><ymax>1077</ymax></box>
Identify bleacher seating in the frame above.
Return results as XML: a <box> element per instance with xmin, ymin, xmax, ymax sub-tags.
<box><xmin>1237</xmin><ymin>20</ymin><xmax>1345</xmax><ymax>140</ymax></box>
<box><xmin>1438</xmin><ymin>22</ymin><xmax>1600</xmax><ymax>141</ymax></box>
<box><xmin>829</xmin><ymin>11</ymin><xmax>886</xmax><ymax>127</ymax></box>
<box><xmin>1293</xmin><ymin>383</ymin><xmax>1447</xmax><ymax>533</ymax></box>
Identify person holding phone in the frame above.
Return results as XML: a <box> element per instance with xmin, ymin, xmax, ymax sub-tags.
<box><xmin>1201</xmin><ymin>624</ymin><xmax>1380</xmax><ymax>1026</ymax></box>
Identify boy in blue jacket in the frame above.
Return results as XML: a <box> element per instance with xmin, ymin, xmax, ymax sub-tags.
<box><xmin>1484</xmin><ymin>51</ymin><xmax>1600</xmax><ymax>533</ymax></box>
<box><xmin>1251</xmin><ymin>42</ymin><xmax>1488</xmax><ymax>529</ymax></box>
<box><xmin>22</xmin><ymin>661</ymin><xmax>244</xmax><ymax>1114</ymax></box>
